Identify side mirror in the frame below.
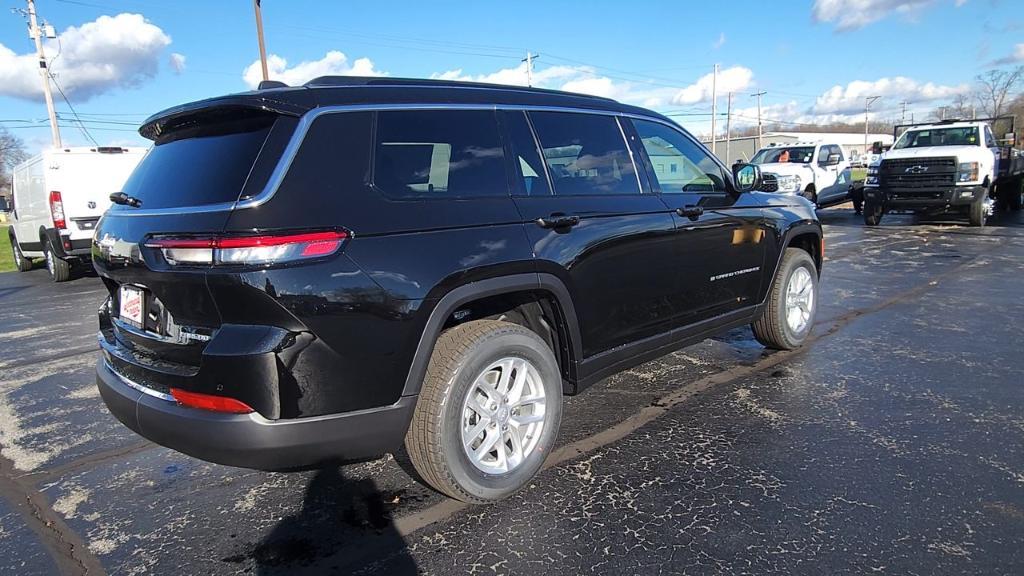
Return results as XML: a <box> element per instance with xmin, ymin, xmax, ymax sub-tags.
<box><xmin>1004</xmin><ymin>133</ymin><xmax>1016</xmax><ymax>146</ymax></box>
<box><xmin>822</xmin><ymin>153</ymin><xmax>841</xmax><ymax>166</ymax></box>
<box><xmin>733</xmin><ymin>163</ymin><xmax>762</xmax><ymax>193</ymax></box>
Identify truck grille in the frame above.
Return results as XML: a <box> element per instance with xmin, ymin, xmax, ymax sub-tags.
<box><xmin>879</xmin><ymin>157</ymin><xmax>956</xmax><ymax>190</ymax></box>
<box><xmin>758</xmin><ymin>173</ymin><xmax>779</xmax><ymax>193</ymax></box>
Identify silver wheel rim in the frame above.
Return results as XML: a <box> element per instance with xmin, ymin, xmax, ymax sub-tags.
<box><xmin>461</xmin><ymin>356</ymin><xmax>546</xmax><ymax>475</ymax></box>
<box><xmin>45</xmin><ymin>249</ymin><xmax>54</xmax><ymax>275</ymax></box>
<box><xmin>785</xmin><ymin>267</ymin><xmax>814</xmax><ymax>334</ymax></box>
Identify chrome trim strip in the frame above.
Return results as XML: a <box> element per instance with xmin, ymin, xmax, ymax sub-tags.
<box><xmin>108</xmin><ymin>103</ymin><xmax>694</xmax><ymax>217</ymax></box>
<box><xmin>102</xmin><ymin>357</ymin><xmax>176</xmax><ymax>402</ymax></box>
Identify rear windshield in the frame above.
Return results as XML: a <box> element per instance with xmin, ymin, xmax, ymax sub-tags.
<box><xmin>118</xmin><ymin>114</ymin><xmax>275</xmax><ymax>209</ymax></box>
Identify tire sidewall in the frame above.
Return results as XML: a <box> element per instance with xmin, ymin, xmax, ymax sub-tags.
<box><xmin>440</xmin><ymin>330</ymin><xmax>562</xmax><ymax>501</ymax></box>
<box><xmin>776</xmin><ymin>252</ymin><xmax>818</xmax><ymax>347</ymax></box>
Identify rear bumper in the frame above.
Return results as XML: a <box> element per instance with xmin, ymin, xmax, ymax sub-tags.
<box><xmin>96</xmin><ymin>358</ymin><xmax>417</xmax><ymax>470</ymax></box>
<box><xmin>865</xmin><ymin>185</ymin><xmax>985</xmax><ymax>210</ymax></box>
<box><xmin>43</xmin><ymin>228</ymin><xmax>92</xmax><ymax>258</ymax></box>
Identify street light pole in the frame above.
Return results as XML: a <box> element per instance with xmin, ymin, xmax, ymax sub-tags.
<box><xmin>864</xmin><ymin>95</ymin><xmax>881</xmax><ymax>158</ymax></box>
<box><xmin>751</xmin><ymin>91</ymin><xmax>766</xmax><ymax>151</ymax></box>
<box><xmin>253</xmin><ymin>0</ymin><xmax>269</xmax><ymax>82</ymax></box>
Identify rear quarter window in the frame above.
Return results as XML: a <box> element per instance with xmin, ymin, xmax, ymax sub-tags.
<box><xmin>372</xmin><ymin>110</ymin><xmax>508</xmax><ymax>198</ymax></box>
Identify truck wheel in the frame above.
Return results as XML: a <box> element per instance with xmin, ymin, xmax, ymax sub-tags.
<box><xmin>752</xmin><ymin>248</ymin><xmax>818</xmax><ymax>350</ymax></box>
<box><xmin>968</xmin><ymin>196</ymin><xmax>987</xmax><ymax>227</ymax></box>
<box><xmin>10</xmin><ymin>234</ymin><xmax>33</xmax><ymax>272</ymax></box>
<box><xmin>44</xmin><ymin>243</ymin><xmax>72</xmax><ymax>282</ymax></box>
<box><xmin>863</xmin><ymin>201</ymin><xmax>883</xmax><ymax>226</ymax></box>
<box><xmin>405</xmin><ymin>319</ymin><xmax>563</xmax><ymax>503</ymax></box>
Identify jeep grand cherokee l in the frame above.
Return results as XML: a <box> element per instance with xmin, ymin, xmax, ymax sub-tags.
<box><xmin>93</xmin><ymin>77</ymin><xmax>823</xmax><ymax>503</ymax></box>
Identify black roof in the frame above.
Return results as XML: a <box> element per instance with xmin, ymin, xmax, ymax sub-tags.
<box><xmin>140</xmin><ymin>76</ymin><xmax>669</xmax><ymax>140</ymax></box>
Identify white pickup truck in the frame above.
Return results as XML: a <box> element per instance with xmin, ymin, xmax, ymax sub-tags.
<box><xmin>863</xmin><ymin>117</ymin><xmax>1024</xmax><ymax>227</ymax></box>
<box><xmin>750</xmin><ymin>141</ymin><xmax>854</xmax><ymax>208</ymax></box>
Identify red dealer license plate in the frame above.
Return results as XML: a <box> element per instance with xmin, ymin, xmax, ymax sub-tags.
<box><xmin>118</xmin><ymin>285</ymin><xmax>144</xmax><ymax>328</ymax></box>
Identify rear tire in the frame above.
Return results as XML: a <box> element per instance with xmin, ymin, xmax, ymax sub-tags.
<box><xmin>405</xmin><ymin>320</ymin><xmax>562</xmax><ymax>503</ymax></box>
<box><xmin>753</xmin><ymin>248</ymin><xmax>818</xmax><ymax>350</ymax></box>
<box><xmin>863</xmin><ymin>201</ymin><xmax>883</xmax><ymax>226</ymax></box>
<box><xmin>10</xmin><ymin>234</ymin><xmax>32</xmax><ymax>272</ymax></box>
<box><xmin>969</xmin><ymin>196</ymin><xmax>987</xmax><ymax>227</ymax></box>
<box><xmin>44</xmin><ymin>242</ymin><xmax>72</xmax><ymax>282</ymax></box>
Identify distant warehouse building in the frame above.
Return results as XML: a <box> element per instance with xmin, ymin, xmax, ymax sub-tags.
<box><xmin>703</xmin><ymin>132</ymin><xmax>894</xmax><ymax>164</ymax></box>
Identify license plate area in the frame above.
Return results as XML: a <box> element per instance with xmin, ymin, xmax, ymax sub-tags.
<box><xmin>118</xmin><ymin>285</ymin><xmax>145</xmax><ymax>329</ymax></box>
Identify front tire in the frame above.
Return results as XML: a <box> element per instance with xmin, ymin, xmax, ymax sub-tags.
<box><xmin>863</xmin><ymin>201</ymin><xmax>883</xmax><ymax>226</ymax></box>
<box><xmin>968</xmin><ymin>196</ymin><xmax>987</xmax><ymax>227</ymax></box>
<box><xmin>44</xmin><ymin>242</ymin><xmax>71</xmax><ymax>282</ymax></box>
<box><xmin>10</xmin><ymin>235</ymin><xmax>32</xmax><ymax>272</ymax></box>
<box><xmin>752</xmin><ymin>248</ymin><xmax>818</xmax><ymax>350</ymax></box>
<box><xmin>405</xmin><ymin>320</ymin><xmax>563</xmax><ymax>503</ymax></box>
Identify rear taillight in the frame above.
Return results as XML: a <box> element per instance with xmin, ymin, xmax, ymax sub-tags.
<box><xmin>144</xmin><ymin>231</ymin><xmax>348</xmax><ymax>266</ymax></box>
<box><xmin>170</xmin><ymin>388</ymin><xmax>254</xmax><ymax>414</ymax></box>
<box><xmin>49</xmin><ymin>191</ymin><xmax>65</xmax><ymax>229</ymax></box>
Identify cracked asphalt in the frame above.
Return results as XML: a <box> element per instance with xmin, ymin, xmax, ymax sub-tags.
<box><xmin>0</xmin><ymin>204</ymin><xmax>1022</xmax><ymax>575</ymax></box>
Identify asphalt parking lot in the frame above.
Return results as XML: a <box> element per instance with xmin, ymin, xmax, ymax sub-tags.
<box><xmin>1</xmin><ymin>204</ymin><xmax>1022</xmax><ymax>575</ymax></box>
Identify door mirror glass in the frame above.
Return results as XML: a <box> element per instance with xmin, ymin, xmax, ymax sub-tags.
<box><xmin>733</xmin><ymin>163</ymin><xmax>762</xmax><ymax>193</ymax></box>
<box><xmin>825</xmin><ymin>153</ymin><xmax>841</xmax><ymax>166</ymax></box>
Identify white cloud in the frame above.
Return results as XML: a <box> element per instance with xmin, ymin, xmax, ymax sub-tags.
<box><xmin>432</xmin><ymin>63</ymin><xmax>753</xmax><ymax>110</ymax></box>
<box><xmin>672</xmin><ymin>66</ymin><xmax>754</xmax><ymax>105</ymax></box>
<box><xmin>713</xmin><ymin>32</ymin><xmax>726</xmax><ymax>50</ymax></box>
<box><xmin>812</xmin><ymin>77</ymin><xmax>969</xmax><ymax>114</ymax></box>
<box><xmin>993</xmin><ymin>43</ymin><xmax>1024</xmax><ymax>65</ymax></box>
<box><xmin>169</xmin><ymin>52</ymin><xmax>186</xmax><ymax>74</ymax></box>
<box><xmin>812</xmin><ymin>0</ymin><xmax>964</xmax><ymax>31</ymax></box>
<box><xmin>242</xmin><ymin>50</ymin><xmax>385</xmax><ymax>89</ymax></box>
<box><xmin>0</xmin><ymin>13</ymin><xmax>171</xmax><ymax>102</ymax></box>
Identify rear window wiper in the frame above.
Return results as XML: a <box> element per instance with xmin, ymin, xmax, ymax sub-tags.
<box><xmin>110</xmin><ymin>192</ymin><xmax>143</xmax><ymax>208</ymax></box>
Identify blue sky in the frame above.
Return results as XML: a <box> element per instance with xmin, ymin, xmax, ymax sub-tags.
<box><xmin>1</xmin><ymin>0</ymin><xmax>1022</xmax><ymax>154</ymax></box>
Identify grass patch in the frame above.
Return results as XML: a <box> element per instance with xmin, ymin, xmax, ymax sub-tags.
<box><xmin>851</xmin><ymin>167</ymin><xmax>867</xmax><ymax>183</ymax></box>
<box><xmin>0</xmin><ymin>225</ymin><xmax>14</xmax><ymax>273</ymax></box>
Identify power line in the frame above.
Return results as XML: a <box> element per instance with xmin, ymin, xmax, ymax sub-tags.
<box><xmin>49</xmin><ymin>75</ymin><xmax>99</xmax><ymax>146</ymax></box>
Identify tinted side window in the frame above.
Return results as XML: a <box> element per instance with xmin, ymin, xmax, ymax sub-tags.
<box><xmin>632</xmin><ymin>119</ymin><xmax>727</xmax><ymax>194</ymax></box>
<box><xmin>373</xmin><ymin>110</ymin><xmax>507</xmax><ymax>198</ymax></box>
<box><xmin>528</xmin><ymin>111</ymin><xmax>639</xmax><ymax>196</ymax></box>
<box><xmin>501</xmin><ymin>111</ymin><xmax>552</xmax><ymax>196</ymax></box>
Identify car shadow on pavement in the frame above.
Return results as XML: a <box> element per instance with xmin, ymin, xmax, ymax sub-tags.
<box><xmin>224</xmin><ymin>463</ymin><xmax>419</xmax><ymax>575</ymax></box>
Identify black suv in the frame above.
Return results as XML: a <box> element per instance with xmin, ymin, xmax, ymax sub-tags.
<box><xmin>94</xmin><ymin>77</ymin><xmax>822</xmax><ymax>503</ymax></box>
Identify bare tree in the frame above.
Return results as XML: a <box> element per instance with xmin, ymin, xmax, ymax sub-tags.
<box><xmin>0</xmin><ymin>127</ymin><xmax>28</xmax><ymax>196</ymax></box>
<box><xmin>950</xmin><ymin>93</ymin><xmax>976</xmax><ymax>119</ymax></box>
<box><xmin>976</xmin><ymin>66</ymin><xmax>1023</xmax><ymax>117</ymax></box>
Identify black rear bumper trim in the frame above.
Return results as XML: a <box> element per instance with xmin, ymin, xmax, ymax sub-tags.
<box><xmin>96</xmin><ymin>358</ymin><xmax>417</xmax><ymax>470</ymax></box>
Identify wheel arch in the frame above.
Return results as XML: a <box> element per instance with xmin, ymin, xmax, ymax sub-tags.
<box><xmin>401</xmin><ymin>273</ymin><xmax>583</xmax><ymax>397</ymax></box>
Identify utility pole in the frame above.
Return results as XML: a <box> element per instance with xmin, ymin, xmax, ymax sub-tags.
<box><xmin>725</xmin><ymin>92</ymin><xmax>733</xmax><ymax>163</ymax></box>
<box><xmin>864</xmin><ymin>95</ymin><xmax>880</xmax><ymax>158</ymax></box>
<box><xmin>751</xmin><ymin>91</ymin><xmax>766</xmax><ymax>151</ymax></box>
<box><xmin>710</xmin><ymin>63</ymin><xmax>719</xmax><ymax>155</ymax></box>
<box><xmin>22</xmin><ymin>0</ymin><xmax>60</xmax><ymax>148</ymax></box>
<box><xmin>253</xmin><ymin>0</ymin><xmax>269</xmax><ymax>82</ymax></box>
<box><xmin>522</xmin><ymin>52</ymin><xmax>539</xmax><ymax>87</ymax></box>
<box><xmin>900</xmin><ymin>100</ymin><xmax>908</xmax><ymax>124</ymax></box>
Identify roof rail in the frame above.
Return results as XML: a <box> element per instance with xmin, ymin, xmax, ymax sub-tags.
<box><xmin>303</xmin><ymin>75</ymin><xmax>619</xmax><ymax>102</ymax></box>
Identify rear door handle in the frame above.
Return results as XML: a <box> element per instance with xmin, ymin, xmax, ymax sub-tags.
<box><xmin>676</xmin><ymin>206</ymin><xmax>704</xmax><ymax>219</ymax></box>
<box><xmin>536</xmin><ymin>215</ymin><xmax>580</xmax><ymax>229</ymax></box>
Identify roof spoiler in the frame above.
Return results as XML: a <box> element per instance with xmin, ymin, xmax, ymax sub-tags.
<box><xmin>139</xmin><ymin>92</ymin><xmax>315</xmax><ymax>141</ymax></box>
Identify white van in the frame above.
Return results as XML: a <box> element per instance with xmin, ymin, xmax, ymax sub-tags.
<box><xmin>8</xmin><ymin>147</ymin><xmax>146</xmax><ymax>281</ymax></box>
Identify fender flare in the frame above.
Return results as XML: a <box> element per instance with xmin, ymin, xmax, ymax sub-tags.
<box><xmin>400</xmin><ymin>272</ymin><xmax>582</xmax><ymax>397</ymax></box>
<box><xmin>758</xmin><ymin>220</ymin><xmax>822</xmax><ymax>306</ymax></box>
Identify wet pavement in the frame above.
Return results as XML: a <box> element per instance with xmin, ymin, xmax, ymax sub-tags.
<box><xmin>0</xmin><ymin>204</ymin><xmax>1022</xmax><ymax>575</ymax></box>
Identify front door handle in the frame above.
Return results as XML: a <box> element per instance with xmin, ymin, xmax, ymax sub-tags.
<box><xmin>676</xmin><ymin>206</ymin><xmax>704</xmax><ymax>219</ymax></box>
<box><xmin>536</xmin><ymin>214</ymin><xmax>581</xmax><ymax>229</ymax></box>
